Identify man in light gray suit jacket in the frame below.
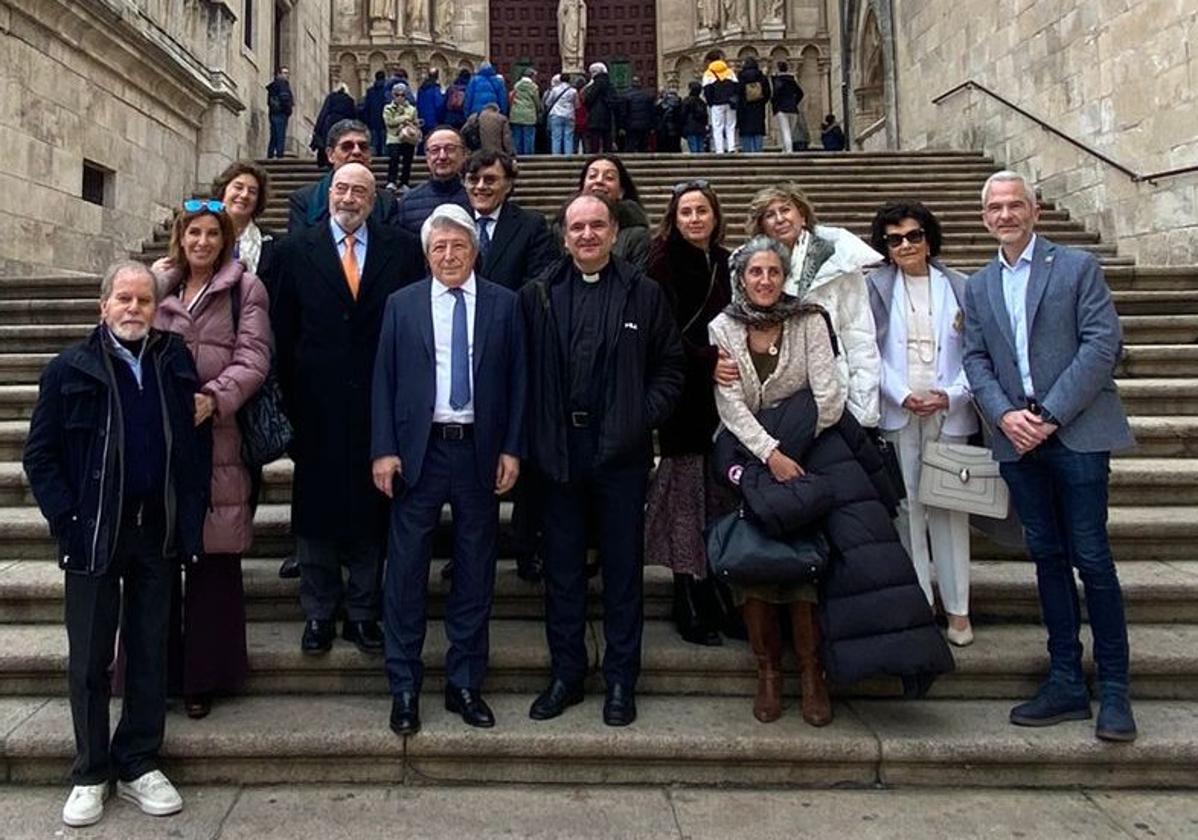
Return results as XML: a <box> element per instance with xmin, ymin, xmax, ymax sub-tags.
<box><xmin>962</xmin><ymin>170</ymin><xmax>1136</xmax><ymax>743</ymax></box>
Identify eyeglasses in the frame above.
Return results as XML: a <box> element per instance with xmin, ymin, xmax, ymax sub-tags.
<box><xmin>885</xmin><ymin>229</ymin><xmax>926</xmax><ymax>248</ymax></box>
<box><xmin>334</xmin><ymin>140</ymin><xmax>372</xmax><ymax>152</ymax></box>
<box><xmin>183</xmin><ymin>199</ymin><xmax>224</xmax><ymax>213</ymax></box>
<box><xmin>672</xmin><ymin>179</ymin><xmax>710</xmax><ymax>195</ymax></box>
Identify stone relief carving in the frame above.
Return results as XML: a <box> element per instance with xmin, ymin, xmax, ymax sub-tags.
<box><xmin>762</xmin><ymin>0</ymin><xmax>785</xmax><ymax>22</ymax></box>
<box><xmin>721</xmin><ymin>0</ymin><xmax>745</xmax><ymax>29</ymax></box>
<box><xmin>697</xmin><ymin>0</ymin><xmax>719</xmax><ymax>30</ymax></box>
<box><xmin>369</xmin><ymin>0</ymin><xmax>397</xmax><ymax>26</ymax></box>
<box><xmin>434</xmin><ymin>0</ymin><xmax>455</xmax><ymax>38</ymax></box>
<box><xmin>557</xmin><ymin>0</ymin><xmax>588</xmax><ymax>73</ymax></box>
<box><xmin>407</xmin><ymin>0</ymin><xmax>430</xmax><ymax>32</ymax></box>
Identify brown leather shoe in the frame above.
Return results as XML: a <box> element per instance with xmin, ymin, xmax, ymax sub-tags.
<box><xmin>741</xmin><ymin>598</ymin><xmax>783</xmax><ymax>723</ymax></box>
<box><xmin>789</xmin><ymin>601</ymin><xmax>832</xmax><ymax>726</ymax></box>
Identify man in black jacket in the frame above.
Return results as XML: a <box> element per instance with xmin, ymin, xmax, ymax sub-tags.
<box><xmin>581</xmin><ymin>62</ymin><xmax>620</xmax><ymax>153</ymax></box>
<box><xmin>23</xmin><ymin>261</ymin><xmax>209</xmax><ymax>828</ymax></box>
<box><xmin>396</xmin><ymin>126</ymin><xmax>471</xmax><ymax>236</ymax></box>
<box><xmin>266</xmin><ymin>66</ymin><xmax>294</xmax><ymax>158</ymax></box>
<box><xmin>287</xmin><ymin>119</ymin><xmax>400</xmax><ymax>232</ymax></box>
<box><xmin>621</xmin><ymin>78</ymin><xmax>657</xmax><ymax>152</ymax></box>
<box><xmin>521</xmin><ymin>193</ymin><xmax>685</xmax><ymax>726</ymax></box>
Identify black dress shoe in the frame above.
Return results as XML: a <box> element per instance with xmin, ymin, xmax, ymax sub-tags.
<box><xmin>444</xmin><ymin>684</ymin><xmax>496</xmax><ymax>728</ymax></box>
<box><xmin>278</xmin><ymin>555</ymin><xmax>300</xmax><ymax>579</ymax></box>
<box><xmin>301</xmin><ymin>619</ymin><xmax>335</xmax><ymax>655</ymax></box>
<box><xmin>528</xmin><ymin>678</ymin><xmax>584</xmax><ymax>721</ymax></box>
<box><xmin>389</xmin><ymin>692</ymin><xmax>421</xmax><ymax>735</ymax></box>
<box><xmin>673</xmin><ymin>574</ymin><xmax>723</xmax><ymax>647</ymax></box>
<box><xmin>343</xmin><ymin>620</ymin><xmax>384</xmax><ymax>655</ymax></box>
<box><xmin>603</xmin><ymin>682</ymin><xmax>637</xmax><ymax>727</ymax></box>
<box><xmin>515</xmin><ymin>553</ymin><xmax>543</xmax><ymax>583</ymax></box>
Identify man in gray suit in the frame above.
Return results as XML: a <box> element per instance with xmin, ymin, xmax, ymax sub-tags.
<box><xmin>962</xmin><ymin>170</ymin><xmax>1137</xmax><ymax>742</ymax></box>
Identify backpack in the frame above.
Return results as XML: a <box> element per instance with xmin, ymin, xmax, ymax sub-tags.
<box><xmin>744</xmin><ymin>80</ymin><xmax>764</xmax><ymax>103</ymax></box>
<box><xmin>446</xmin><ymin>85</ymin><xmax>466</xmax><ymax>113</ymax></box>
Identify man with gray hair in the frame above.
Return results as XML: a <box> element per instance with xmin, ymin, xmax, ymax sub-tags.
<box><xmin>963</xmin><ymin>170</ymin><xmax>1137</xmax><ymax>741</ymax></box>
<box><xmin>23</xmin><ymin>261</ymin><xmax>210</xmax><ymax>827</ymax></box>
<box><xmin>287</xmin><ymin>118</ymin><xmax>400</xmax><ymax>232</ymax></box>
<box><xmin>371</xmin><ymin>203</ymin><xmax>527</xmax><ymax>734</ymax></box>
<box><xmin>273</xmin><ymin>162</ymin><xmax>423</xmax><ymax>657</ymax></box>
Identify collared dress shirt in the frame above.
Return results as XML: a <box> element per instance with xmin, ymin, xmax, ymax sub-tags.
<box><xmin>473</xmin><ymin>202</ymin><xmax>503</xmax><ymax>246</ymax></box>
<box><xmin>329</xmin><ymin>216</ymin><xmax>369</xmax><ymax>270</ymax></box>
<box><xmin>999</xmin><ymin>233</ymin><xmax>1037</xmax><ymax>400</ymax></box>
<box><xmin>431</xmin><ymin>273</ymin><xmax>477</xmax><ymax>423</ymax></box>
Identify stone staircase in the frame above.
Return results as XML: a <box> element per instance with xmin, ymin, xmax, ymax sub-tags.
<box><xmin>0</xmin><ymin>152</ymin><xmax>1196</xmax><ymax>788</ymax></box>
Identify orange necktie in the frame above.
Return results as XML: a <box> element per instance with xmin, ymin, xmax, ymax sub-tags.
<box><xmin>342</xmin><ymin>232</ymin><xmax>360</xmax><ymax>299</ymax></box>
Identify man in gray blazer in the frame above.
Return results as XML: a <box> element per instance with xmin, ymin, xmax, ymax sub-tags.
<box><xmin>962</xmin><ymin>170</ymin><xmax>1136</xmax><ymax>742</ymax></box>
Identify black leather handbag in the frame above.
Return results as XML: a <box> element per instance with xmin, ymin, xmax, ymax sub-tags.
<box><xmin>230</xmin><ymin>280</ymin><xmax>293</xmax><ymax>468</ymax></box>
<box><xmin>706</xmin><ymin>509</ymin><xmax>829</xmax><ymax>588</ymax></box>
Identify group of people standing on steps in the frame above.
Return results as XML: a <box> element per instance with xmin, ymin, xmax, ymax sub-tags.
<box><xmin>24</xmin><ymin>115</ymin><xmax>1138</xmax><ymax>829</ymax></box>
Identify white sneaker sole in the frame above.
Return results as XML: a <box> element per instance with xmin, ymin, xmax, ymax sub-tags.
<box><xmin>117</xmin><ymin>787</ymin><xmax>183</xmax><ymax>817</ymax></box>
<box><xmin>62</xmin><ymin>809</ymin><xmax>104</xmax><ymax>828</ymax></box>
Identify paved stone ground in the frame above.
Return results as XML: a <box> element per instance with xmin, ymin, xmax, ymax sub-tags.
<box><xmin>0</xmin><ymin>785</ymin><xmax>1194</xmax><ymax>839</ymax></box>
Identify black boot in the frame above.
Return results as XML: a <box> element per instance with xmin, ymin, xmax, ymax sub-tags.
<box><xmin>711</xmin><ymin>576</ymin><xmax>747</xmax><ymax>640</ymax></box>
<box><xmin>672</xmin><ymin>574</ymin><xmax>722</xmax><ymax>646</ymax></box>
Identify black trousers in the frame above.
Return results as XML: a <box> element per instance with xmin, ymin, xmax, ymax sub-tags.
<box><xmin>541</xmin><ymin>427</ymin><xmax>649</xmax><ymax>688</ymax></box>
<box><xmin>297</xmin><ymin>536</ymin><xmax>383</xmax><ymax>622</ymax></box>
<box><xmin>386</xmin><ymin>142</ymin><xmax>415</xmax><ymax>187</ymax></box>
<box><xmin>65</xmin><ymin>514</ymin><xmax>171</xmax><ymax>784</ymax></box>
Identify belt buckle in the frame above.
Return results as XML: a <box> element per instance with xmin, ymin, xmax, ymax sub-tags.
<box><xmin>571</xmin><ymin>411</ymin><xmax>589</xmax><ymax>428</ymax></box>
<box><xmin>443</xmin><ymin>423</ymin><xmax>465</xmax><ymax>441</ymax></box>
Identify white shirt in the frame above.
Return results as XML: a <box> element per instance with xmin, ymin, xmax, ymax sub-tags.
<box><xmin>473</xmin><ymin>203</ymin><xmax>502</xmax><ymax>245</ymax></box>
<box><xmin>431</xmin><ymin>273</ymin><xmax>477</xmax><ymax>423</ymax></box>
<box><xmin>999</xmin><ymin>234</ymin><xmax>1037</xmax><ymax>399</ymax></box>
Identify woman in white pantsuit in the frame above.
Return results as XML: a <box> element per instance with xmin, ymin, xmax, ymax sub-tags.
<box><xmin>866</xmin><ymin>202</ymin><xmax>977</xmax><ymax>646</ymax></box>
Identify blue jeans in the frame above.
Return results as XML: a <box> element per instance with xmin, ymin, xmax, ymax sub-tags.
<box><xmin>999</xmin><ymin>438</ymin><xmax>1129</xmax><ymax>689</ymax></box>
<box><xmin>741</xmin><ymin>134</ymin><xmax>765</xmax><ymax>152</ymax></box>
<box><xmin>549</xmin><ymin>115</ymin><xmax>574</xmax><ymax>155</ymax></box>
<box><xmin>267</xmin><ymin>113</ymin><xmax>288</xmax><ymax>158</ymax></box>
<box><xmin>513</xmin><ymin>124</ymin><xmax>536</xmax><ymax>156</ymax></box>
<box><xmin>685</xmin><ymin>134</ymin><xmax>704</xmax><ymax>153</ymax></box>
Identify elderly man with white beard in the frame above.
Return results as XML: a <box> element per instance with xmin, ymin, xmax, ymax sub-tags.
<box><xmin>23</xmin><ymin>261</ymin><xmax>211</xmax><ymax>827</ymax></box>
<box><xmin>272</xmin><ymin>161</ymin><xmax>424</xmax><ymax>657</ymax></box>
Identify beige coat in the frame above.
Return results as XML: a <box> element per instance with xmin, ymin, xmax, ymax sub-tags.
<box><xmin>708</xmin><ymin>308</ymin><xmax>846</xmax><ymax>464</ymax></box>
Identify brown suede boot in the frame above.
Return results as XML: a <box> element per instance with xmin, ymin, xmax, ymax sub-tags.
<box><xmin>741</xmin><ymin>598</ymin><xmax>783</xmax><ymax>722</ymax></box>
<box><xmin>789</xmin><ymin>601</ymin><xmax>833</xmax><ymax>726</ymax></box>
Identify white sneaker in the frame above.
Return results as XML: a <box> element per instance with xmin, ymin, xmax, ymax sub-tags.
<box><xmin>62</xmin><ymin>782</ymin><xmax>107</xmax><ymax>827</ymax></box>
<box><xmin>117</xmin><ymin>769</ymin><xmax>183</xmax><ymax>816</ymax></box>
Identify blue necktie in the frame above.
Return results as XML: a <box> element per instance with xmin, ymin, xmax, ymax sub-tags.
<box><xmin>449</xmin><ymin>287</ymin><xmax>470</xmax><ymax>410</ymax></box>
<box><xmin>476</xmin><ymin>217</ymin><xmax>492</xmax><ymax>261</ymax></box>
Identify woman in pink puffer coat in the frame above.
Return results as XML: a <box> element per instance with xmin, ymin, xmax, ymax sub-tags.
<box><xmin>150</xmin><ymin>201</ymin><xmax>272</xmax><ymax>718</ymax></box>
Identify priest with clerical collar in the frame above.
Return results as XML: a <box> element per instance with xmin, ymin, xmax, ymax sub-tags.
<box><xmin>518</xmin><ymin>192</ymin><xmax>685</xmax><ymax>728</ymax></box>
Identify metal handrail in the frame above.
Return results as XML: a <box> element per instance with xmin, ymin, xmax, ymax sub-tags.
<box><xmin>933</xmin><ymin>80</ymin><xmax>1198</xmax><ymax>185</ymax></box>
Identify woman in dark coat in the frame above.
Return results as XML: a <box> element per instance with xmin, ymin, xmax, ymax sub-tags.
<box><xmin>581</xmin><ymin>62</ymin><xmax>620</xmax><ymax>152</ymax></box>
<box><xmin>311</xmin><ymin>84</ymin><xmax>357</xmax><ymax>168</ymax></box>
<box><xmin>736</xmin><ymin>57</ymin><xmax>772</xmax><ymax>153</ymax></box>
<box><xmin>681</xmin><ymin>81</ymin><xmax>709</xmax><ymax>153</ymax></box>
<box><xmin>644</xmin><ymin>181</ymin><xmax>732</xmax><ymax>646</ymax></box>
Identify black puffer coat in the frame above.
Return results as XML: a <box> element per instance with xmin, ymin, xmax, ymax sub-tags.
<box><xmin>713</xmin><ymin>389</ymin><xmax>955</xmax><ymax>694</ymax></box>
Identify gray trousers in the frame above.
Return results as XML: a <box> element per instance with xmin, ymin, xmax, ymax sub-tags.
<box><xmin>297</xmin><ymin>536</ymin><xmax>383</xmax><ymax>622</ymax></box>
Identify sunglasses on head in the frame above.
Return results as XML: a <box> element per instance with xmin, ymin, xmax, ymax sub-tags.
<box><xmin>183</xmin><ymin>199</ymin><xmax>224</xmax><ymax>213</ymax></box>
<box><xmin>672</xmin><ymin>178</ymin><xmax>710</xmax><ymax>195</ymax></box>
<box><xmin>885</xmin><ymin>229</ymin><xmax>926</xmax><ymax>248</ymax></box>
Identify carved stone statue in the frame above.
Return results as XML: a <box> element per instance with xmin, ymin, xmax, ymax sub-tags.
<box><xmin>697</xmin><ymin>0</ymin><xmax>719</xmax><ymax>30</ymax></box>
<box><xmin>370</xmin><ymin>0</ymin><xmax>398</xmax><ymax>28</ymax></box>
<box><xmin>721</xmin><ymin>0</ymin><xmax>745</xmax><ymax>30</ymax></box>
<box><xmin>557</xmin><ymin>0</ymin><xmax>587</xmax><ymax>73</ymax></box>
<box><xmin>407</xmin><ymin>0</ymin><xmax>430</xmax><ymax>32</ymax></box>
<box><xmin>762</xmin><ymin>0</ymin><xmax>785</xmax><ymax>22</ymax></box>
<box><xmin>434</xmin><ymin>0</ymin><xmax>455</xmax><ymax>38</ymax></box>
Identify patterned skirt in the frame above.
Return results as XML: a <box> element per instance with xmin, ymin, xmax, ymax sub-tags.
<box><xmin>645</xmin><ymin>454</ymin><xmax>736</xmax><ymax>578</ymax></box>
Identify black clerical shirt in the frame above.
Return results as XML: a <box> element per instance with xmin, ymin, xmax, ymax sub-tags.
<box><xmin>567</xmin><ymin>263</ymin><xmax>617</xmax><ymax>415</ymax></box>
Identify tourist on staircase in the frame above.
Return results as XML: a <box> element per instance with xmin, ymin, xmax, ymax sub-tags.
<box><xmin>543</xmin><ymin>73</ymin><xmax>579</xmax><ymax>156</ymax></box>
<box><xmin>621</xmin><ymin>77</ymin><xmax>657</xmax><ymax>153</ymax></box>
<box><xmin>288</xmin><ymin>118</ymin><xmax>400</xmax><ymax>233</ymax></box>
<box><xmin>146</xmin><ymin>200</ymin><xmax>272</xmax><ymax>721</ymax></box>
<box><xmin>581</xmin><ymin>62</ymin><xmax>620</xmax><ymax>153</ymax></box>
<box><xmin>769</xmin><ymin>61</ymin><xmax>806</xmax><ymax>152</ymax></box>
<box><xmin>382</xmin><ymin>83</ymin><xmax>420</xmax><ymax>193</ymax></box>
<box><xmin>395</xmin><ymin>127</ymin><xmax>471</xmax><ymax>235</ymax></box>
<box><xmin>523</xmin><ymin>192</ymin><xmax>685</xmax><ymax>728</ymax></box>
<box><xmin>644</xmin><ymin>181</ymin><xmax>733</xmax><ymax>647</ymax></box>
<box><xmin>211</xmin><ymin>161</ymin><xmax>279</xmax><ymax>288</ymax></box>
<box><xmin>271</xmin><ymin>163</ymin><xmax>424</xmax><ymax>658</ymax></box>
<box><xmin>371</xmin><ymin>203</ymin><xmax>527</xmax><ymax>736</ymax></box>
<box><xmin>509</xmin><ymin>68</ymin><xmax>542</xmax><ymax>157</ymax></box>
<box><xmin>655</xmin><ymin>84</ymin><xmax>684</xmax><ymax>154</ymax></box>
<box><xmin>444</xmin><ymin>69</ymin><xmax>471</xmax><ymax>131</ymax></box>
<box><xmin>464</xmin><ymin>61</ymin><xmax>509</xmax><ymax>117</ymax></box>
<box><xmin>25</xmin><ymin>260</ymin><xmax>208</xmax><ymax>827</ymax></box>
<box><xmin>309</xmin><ymin>83</ymin><xmax>356</xmax><ymax>169</ymax></box>
<box><xmin>735</xmin><ymin>57</ymin><xmax>771</xmax><ymax>153</ymax></box>
<box><xmin>819</xmin><ymin>114</ymin><xmax>846</xmax><ymax>151</ymax></box>
<box><xmin>416</xmin><ymin>68</ymin><xmax>447</xmax><ymax>152</ymax></box>
<box><xmin>265</xmin><ymin>66</ymin><xmax>293</xmax><ymax>159</ymax></box>
<box><xmin>569</xmin><ymin>154</ymin><xmax>651</xmax><ymax>268</ymax></box>
<box><xmin>725</xmin><ymin>185</ymin><xmax>882</xmax><ymax>429</ymax></box>
<box><xmin>680</xmin><ymin>81</ymin><xmax>709</xmax><ymax>153</ymax></box>
<box><xmin>963</xmin><ymin>170</ymin><xmax>1138</xmax><ymax>742</ymax></box>
<box><xmin>702</xmin><ymin>55</ymin><xmax>739</xmax><ymax>154</ymax></box>
<box><xmin>361</xmin><ymin>70</ymin><xmax>390</xmax><ymax>157</ymax></box>
<box><xmin>866</xmin><ymin>201</ymin><xmax>977</xmax><ymax>647</ymax></box>
<box><xmin>707</xmin><ymin>237</ymin><xmax>843</xmax><ymax>725</ymax></box>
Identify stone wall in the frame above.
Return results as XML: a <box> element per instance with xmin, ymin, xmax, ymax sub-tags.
<box><xmin>890</xmin><ymin>0</ymin><xmax>1198</xmax><ymax>265</ymax></box>
<box><xmin>0</xmin><ymin>0</ymin><xmax>328</xmax><ymax>276</ymax></box>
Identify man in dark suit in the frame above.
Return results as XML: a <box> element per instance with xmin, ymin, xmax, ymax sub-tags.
<box><xmin>371</xmin><ymin>204</ymin><xmax>527</xmax><ymax>735</ymax></box>
<box><xmin>464</xmin><ymin>149</ymin><xmax>557</xmax><ymax>582</ymax></box>
<box><xmin>287</xmin><ymin>119</ymin><xmax>399</xmax><ymax>233</ymax></box>
<box><xmin>963</xmin><ymin>170</ymin><xmax>1137</xmax><ymax>742</ymax></box>
<box><xmin>272</xmin><ymin>162</ymin><xmax>423</xmax><ymax>656</ymax></box>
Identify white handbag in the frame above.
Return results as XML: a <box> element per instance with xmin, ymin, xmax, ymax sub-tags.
<box><xmin>917</xmin><ymin>416</ymin><xmax>1010</xmax><ymax>520</ymax></box>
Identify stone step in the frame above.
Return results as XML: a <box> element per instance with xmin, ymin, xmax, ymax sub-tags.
<box><xmin>2</xmin><ymin>694</ymin><xmax>1194</xmax><ymax>787</ymax></box>
<box><xmin>1120</xmin><ymin>316</ymin><xmax>1198</xmax><ymax>344</ymax></box>
<box><xmin>1</xmin><ymin>554</ymin><xmax>1196</xmax><ymax>625</ymax></box>
<box><xmin>1119</xmin><ymin>346</ymin><xmax>1198</xmax><ymax>378</ymax></box>
<box><xmin>0</xmin><ymin>618</ymin><xmax>1195</xmax><ymax>700</ymax></box>
<box><xmin>1117</xmin><ymin>379</ymin><xmax>1198</xmax><ymax>415</ymax></box>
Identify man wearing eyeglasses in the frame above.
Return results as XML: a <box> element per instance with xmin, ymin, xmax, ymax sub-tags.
<box><xmin>287</xmin><ymin>119</ymin><xmax>400</xmax><ymax>233</ymax></box>
<box><xmin>395</xmin><ymin>126</ymin><xmax>472</xmax><ymax>236</ymax></box>
<box><xmin>272</xmin><ymin>162</ymin><xmax>424</xmax><ymax>657</ymax></box>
